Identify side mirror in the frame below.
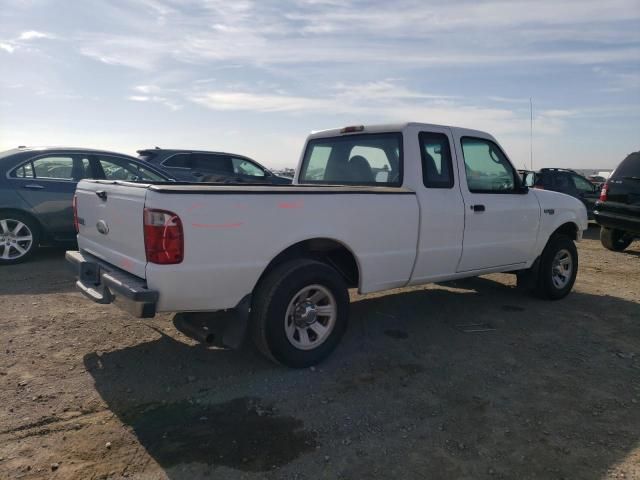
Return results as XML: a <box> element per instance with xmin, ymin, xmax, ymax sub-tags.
<box><xmin>517</xmin><ymin>185</ymin><xmax>529</xmax><ymax>194</ymax></box>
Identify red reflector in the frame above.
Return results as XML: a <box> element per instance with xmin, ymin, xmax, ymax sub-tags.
<box><xmin>72</xmin><ymin>195</ymin><xmax>79</xmax><ymax>233</ymax></box>
<box><xmin>340</xmin><ymin>125</ymin><xmax>365</xmax><ymax>133</ymax></box>
<box><xmin>599</xmin><ymin>183</ymin><xmax>608</xmax><ymax>202</ymax></box>
<box><xmin>144</xmin><ymin>208</ymin><xmax>184</xmax><ymax>264</ymax></box>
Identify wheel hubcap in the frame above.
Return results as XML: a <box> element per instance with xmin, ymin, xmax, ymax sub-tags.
<box><xmin>285</xmin><ymin>285</ymin><xmax>337</xmax><ymax>351</ymax></box>
<box><xmin>551</xmin><ymin>248</ymin><xmax>573</xmax><ymax>289</ymax></box>
<box><xmin>0</xmin><ymin>219</ymin><xmax>33</xmax><ymax>260</ymax></box>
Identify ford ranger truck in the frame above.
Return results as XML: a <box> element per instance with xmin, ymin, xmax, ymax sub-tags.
<box><xmin>66</xmin><ymin>123</ymin><xmax>588</xmax><ymax>367</ymax></box>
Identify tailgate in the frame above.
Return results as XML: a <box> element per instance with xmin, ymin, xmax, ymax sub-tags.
<box><xmin>75</xmin><ymin>180</ymin><xmax>148</xmax><ymax>278</ymax></box>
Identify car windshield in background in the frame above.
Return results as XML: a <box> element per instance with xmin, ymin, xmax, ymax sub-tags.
<box><xmin>298</xmin><ymin>133</ymin><xmax>402</xmax><ymax>186</ymax></box>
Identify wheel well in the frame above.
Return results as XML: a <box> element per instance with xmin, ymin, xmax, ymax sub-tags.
<box><xmin>0</xmin><ymin>208</ymin><xmax>43</xmax><ymax>233</ymax></box>
<box><xmin>258</xmin><ymin>238</ymin><xmax>360</xmax><ymax>289</ymax></box>
<box><xmin>552</xmin><ymin>222</ymin><xmax>578</xmax><ymax>240</ymax></box>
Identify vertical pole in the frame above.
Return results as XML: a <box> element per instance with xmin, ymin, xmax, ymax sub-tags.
<box><xmin>530</xmin><ymin>97</ymin><xmax>533</xmax><ymax>171</ymax></box>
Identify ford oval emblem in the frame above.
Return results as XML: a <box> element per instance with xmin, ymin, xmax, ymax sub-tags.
<box><xmin>96</xmin><ymin>220</ymin><xmax>109</xmax><ymax>235</ymax></box>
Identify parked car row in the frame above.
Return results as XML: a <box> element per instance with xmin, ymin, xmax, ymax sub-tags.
<box><xmin>594</xmin><ymin>151</ymin><xmax>640</xmax><ymax>252</ymax></box>
<box><xmin>0</xmin><ymin>146</ymin><xmax>289</xmax><ymax>264</ymax></box>
<box><xmin>519</xmin><ymin>168</ymin><xmax>600</xmax><ymax>219</ymax></box>
<box><xmin>136</xmin><ymin>148</ymin><xmax>292</xmax><ymax>184</ymax></box>
<box><xmin>519</xmin><ymin>153</ymin><xmax>639</xmax><ymax>252</ymax></box>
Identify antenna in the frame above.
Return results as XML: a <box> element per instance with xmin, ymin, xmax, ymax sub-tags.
<box><xmin>529</xmin><ymin>97</ymin><xmax>533</xmax><ymax>171</ymax></box>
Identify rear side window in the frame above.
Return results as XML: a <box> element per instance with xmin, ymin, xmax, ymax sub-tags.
<box><xmin>162</xmin><ymin>153</ymin><xmax>191</xmax><ymax>168</ymax></box>
<box><xmin>97</xmin><ymin>156</ymin><xmax>165</xmax><ymax>182</ymax></box>
<box><xmin>419</xmin><ymin>132</ymin><xmax>454</xmax><ymax>188</ymax></box>
<box><xmin>552</xmin><ymin>173</ymin><xmax>572</xmax><ymax>190</ymax></box>
<box><xmin>298</xmin><ymin>133</ymin><xmax>402</xmax><ymax>186</ymax></box>
<box><xmin>612</xmin><ymin>152</ymin><xmax>640</xmax><ymax>179</ymax></box>
<box><xmin>14</xmin><ymin>156</ymin><xmax>75</xmax><ymax>180</ymax></box>
<box><xmin>14</xmin><ymin>162</ymin><xmax>34</xmax><ymax>178</ymax></box>
<box><xmin>192</xmin><ymin>153</ymin><xmax>233</xmax><ymax>173</ymax></box>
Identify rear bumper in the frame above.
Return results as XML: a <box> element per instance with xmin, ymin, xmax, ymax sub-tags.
<box><xmin>593</xmin><ymin>209</ymin><xmax>640</xmax><ymax>235</ymax></box>
<box><xmin>65</xmin><ymin>250</ymin><xmax>158</xmax><ymax>318</ymax></box>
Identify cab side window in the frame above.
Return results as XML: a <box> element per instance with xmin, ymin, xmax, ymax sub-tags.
<box><xmin>461</xmin><ymin>137</ymin><xmax>516</xmax><ymax>193</ymax></box>
<box><xmin>572</xmin><ymin>174</ymin><xmax>595</xmax><ymax>193</ymax></box>
<box><xmin>419</xmin><ymin>132</ymin><xmax>454</xmax><ymax>188</ymax></box>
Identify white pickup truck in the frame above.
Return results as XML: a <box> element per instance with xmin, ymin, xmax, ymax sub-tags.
<box><xmin>67</xmin><ymin>123</ymin><xmax>588</xmax><ymax>367</ymax></box>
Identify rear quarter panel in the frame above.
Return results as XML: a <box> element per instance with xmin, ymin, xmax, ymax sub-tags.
<box><xmin>144</xmin><ymin>191</ymin><xmax>420</xmax><ymax>312</ymax></box>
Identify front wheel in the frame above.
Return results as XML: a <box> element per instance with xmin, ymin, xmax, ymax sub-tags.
<box><xmin>251</xmin><ymin>259</ymin><xmax>349</xmax><ymax>368</ymax></box>
<box><xmin>535</xmin><ymin>234</ymin><xmax>578</xmax><ymax>300</ymax></box>
<box><xmin>600</xmin><ymin>227</ymin><xmax>633</xmax><ymax>252</ymax></box>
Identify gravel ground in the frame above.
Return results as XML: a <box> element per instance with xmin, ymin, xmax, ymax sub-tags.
<box><xmin>0</xmin><ymin>225</ymin><xmax>639</xmax><ymax>480</ymax></box>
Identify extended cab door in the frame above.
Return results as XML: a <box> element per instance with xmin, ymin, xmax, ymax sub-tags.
<box><xmin>408</xmin><ymin>127</ymin><xmax>466</xmax><ymax>283</ymax></box>
<box><xmin>452</xmin><ymin>134</ymin><xmax>540</xmax><ymax>272</ymax></box>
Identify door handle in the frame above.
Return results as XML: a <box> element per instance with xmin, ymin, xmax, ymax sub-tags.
<box><xmin>23</xmin><ymin>183</ymin><xmax>44</xmax><ymax>189</ymax></box>
<box><xmin>471</xmin><ymin>204</ymin><xmax>485</xmax><ymax>212</ymax></box>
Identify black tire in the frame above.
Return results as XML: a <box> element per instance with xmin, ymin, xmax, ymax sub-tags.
<box><xmin>535</xmin><ymin>234</ymin><xmax>578</xmax><ymax>300</ymax></box>
<box><xmin>0</xmin><ymin>212</ymin><xmax>40</xmax><ymax>265</ymax></box>
<box><xmin>251</xmin><ymin>258</ymin><xmax>349</xmax><ymax>368</ymax></box>
<box><xmin>600</xmin><ymin>227</ymin><xmax>633</xmax><ymax>252</ymax></box>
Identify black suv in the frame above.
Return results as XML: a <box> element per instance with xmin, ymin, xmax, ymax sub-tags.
<box><xmin>594</xmin><ymin>152</ymin><xmax>639</xmax><ymax>252</ymax></box>
<box><xmin>532</xmin><ymin>168</ymin><xmax>600</xmax><ymax>219</ymax></box>
<box><xmin>137</xmin><ymin>148</ymin><xmax>292</xmax><ymax>184</ymax></box>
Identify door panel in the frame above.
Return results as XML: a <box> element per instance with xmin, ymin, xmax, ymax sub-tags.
<box><xmin>409</xmin><ymin>127</ymin><xmax>466</xmax><ymax>283</ymax></box>
<box><xmin>453</xmin><ymin>135</ymin><xmax>540</xmax><ymax>272</ymax></box>
<box><xmin>7</xmin><ymin>154</ymin><xmax>82</xmax><ymax>239</ymax></box>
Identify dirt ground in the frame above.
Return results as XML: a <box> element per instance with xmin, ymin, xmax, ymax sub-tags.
<box><xmin>1</xmin><ymin>225</ymin><xmax>639</xmax><ymax>480</ymax></box>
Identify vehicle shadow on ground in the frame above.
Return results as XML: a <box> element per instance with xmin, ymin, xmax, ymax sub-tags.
<box><xmin>0</xmin><ymin>247</ymin><xmax>76</xmax><ymax>295</ymax></box>
<box><xmin>84</xmin><ymin>277</ymin><xmax>640</xmax><ymax>479</ymax></box>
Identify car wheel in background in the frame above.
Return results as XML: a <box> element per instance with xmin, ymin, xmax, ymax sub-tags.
<box><xmin>0</xmin><ymin>213</ymin><xmax>40</xmax><ymax>265</ymax></box>
<box><xmin>600</xmin><ymin>227</ymin><xmax>633</xmax><ymax>252</ymax></box>
<box><xmin>251</xmin><ymin>259</ymin><xmax>349</xmax><ymax>368</ymax></box>
<box><xmin>535</xmin><ymin>234</ymin><xmax>578</xmax><ymax>300</ymax></box>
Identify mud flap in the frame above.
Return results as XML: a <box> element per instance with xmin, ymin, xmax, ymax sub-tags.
<box><xmin>173</xmin><ymin>295</ymin><xmax>251</xmax><ymax>349</ymax></box>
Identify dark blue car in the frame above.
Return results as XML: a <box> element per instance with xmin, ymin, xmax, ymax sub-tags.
<box><xmin>0</xmin><ymin>147</ymin><xmax>171</xmax><ymax>264</ymax></box>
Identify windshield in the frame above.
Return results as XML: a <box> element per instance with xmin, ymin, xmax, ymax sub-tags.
<box><xmin>298</xmin><ymin>133</ymin><xmax>402</xmax><ymax>186</ymax></box>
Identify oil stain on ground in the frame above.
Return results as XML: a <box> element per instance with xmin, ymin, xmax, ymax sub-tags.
<box><xmin>121</xmin><ymin>397</ymin><xmax>316</xmax><ymax>472</ymax></box>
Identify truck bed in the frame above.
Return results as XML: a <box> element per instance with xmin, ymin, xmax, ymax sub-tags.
<box><xmin>74</xmin><ymin>180</ymin><xmax>419</xmax><ymax>312</ymax></box>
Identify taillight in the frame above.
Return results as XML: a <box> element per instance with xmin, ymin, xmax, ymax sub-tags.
<box><xmin>599</xmin><ymin>183</ymin><xmax>608</xmax><ymax>202</ymax></box>
<box><xmin>143</xmin><ymin>208</ymin><xmax>183</xmax><ymax>264</ymax></box>
<box><xmin>72</xmin><ymin>195</ymin><xmax>79</xmax><ymax>233</ymax></box>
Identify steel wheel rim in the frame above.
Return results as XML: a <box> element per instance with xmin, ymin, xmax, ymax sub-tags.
<box><xmin>285</xmin><ymin>284</ymin><xmax>337</xmax><ymax>351</ymax></box>
<box><xmin>0</xmin><ymin>219</ymin><xmax>33</xmax><ymax>261</ymax></box>
<box><xmin>551</xmin><ymin>248</ymin><xmax>572</xmax><ymax>289</ymax></box>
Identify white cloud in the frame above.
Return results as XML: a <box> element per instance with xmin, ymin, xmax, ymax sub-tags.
<box><xmin>127</xmin><ymin>93</ymin><xmax>181</xmax><ymax>111</ymax></box>
<box><xmin>18</xmin><ymin>30</ymin><xmax>54</xmax><ymax>41</ymax></box>
<box><xmin>0</xmin><ymin>43</ymin><xmax>15</xmax><ymax>53</ymax></box>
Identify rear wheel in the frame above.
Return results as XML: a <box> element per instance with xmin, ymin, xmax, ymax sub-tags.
<box><xmin>535</xmin><ymin>234</ymin><xmax>578</xmax><ymax>300</ymax></box>
<box><xmin>0</xmin><ymin>213</ymin><xmax>40</xmax><ymax>265</ymax></box>
<box><xmin>600</xmin><ymin>227</ymin><xmax>633</xmax><ymax>252</ymax></box>
<box><xmin>251</xmin><ymin>259</ymin><xmax>349</xmax><ymax>368</ymax></box>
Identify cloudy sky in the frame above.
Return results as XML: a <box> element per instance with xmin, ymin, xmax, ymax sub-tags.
<box><xmin>1</xmin><ymin>0</ymin><xmax>639</xmax><ymax>170</ymax></box>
